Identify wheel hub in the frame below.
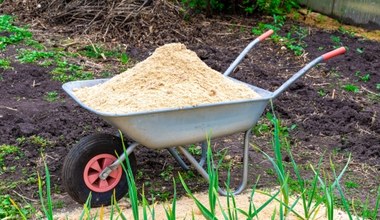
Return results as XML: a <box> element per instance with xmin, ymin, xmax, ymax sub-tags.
<box><xmin>83</xmin><ymin>154</ymin><xmax>122</xmax><ymax>192</ymax></box>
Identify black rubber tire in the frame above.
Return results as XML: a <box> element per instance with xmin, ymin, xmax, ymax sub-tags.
<box><xmin>62</xmin><ymin>133</ymin><xmax>137</xmax><ymax>207</ymax></box>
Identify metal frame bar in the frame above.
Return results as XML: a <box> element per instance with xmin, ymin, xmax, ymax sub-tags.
<box><xmin>167</xmin><ymin>142</ymin><xmax>207</xmax><ymax>170</ymax></box>
<box><xmin>176</xmin><ymin>129</ymin><xmax>251</xmax><ymax>196</ymax></box>
<box><xmin>99</xmin><ymin>142</ymin><xmax>139</xmax><ymax>180</ymax></box>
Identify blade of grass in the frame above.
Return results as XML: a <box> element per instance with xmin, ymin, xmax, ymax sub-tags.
<box><xmin>109</xmin><ymin>191</ymin><xmax>115</xmax><ymax>220</ymax></box>
<box><xmin>330</xmin><ymin>156</ymin><xmax>352</xmax><ymax>220</ymax></box>
<box><xmin>79</xmin><ymin>193</ymin><xmax>92</xmax><ymax>220</ymax></box>
<box><xmin>214</xmin><ymin>187</ymin><xmax>229</xmax><ymax>220</ymax></box>
<box><xmin>164</xmin><ymin>179</ymin><xmax>177</xmax><ymax>220</ymax></box>
<box><xmin>206</xmin><ymin>136</ymin><xmax>217</xmax><ymax>217</ymax></box>
<box><xmin>179</xmin><ymin>172</ymin><xmax>217</xmax><ymax>220</ymax></box>
<box><xmin>9</xmin><ymin>197</ymin><xmax>27</xmax><ymax>220</ymax></box>
<box><xmin>372</xmin><ymin>185</ymin><xmax>380</xmax><ymax>220</ymax></box>
<box><xmin>119</xmin><ymin>130</ymin><xmax>139</xmax><ymax>220</ymax></box>
<box><xmin>37</xmin><ymin>157</ymin><xmax>53</xmax><ymax>220</ymax></box>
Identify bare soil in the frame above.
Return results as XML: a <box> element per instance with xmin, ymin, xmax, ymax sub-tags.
<box><xmin>0</xmin><ymin>7</ymin><xmax>379</xmax><ymax>218</ymax></box>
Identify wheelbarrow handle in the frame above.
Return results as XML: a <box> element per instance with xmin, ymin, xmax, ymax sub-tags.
<box><xmin>322</xmin><ymin>46</ymin><xmax>346</xmax><ymax>60</ymax></box>
<box><xmin>272</xmin><ymin>47</ymin><xmax>347</xmax><ymax>98</ymax></box>
<box><xmin>223</xmin><ymin>30</ymin><xmax>274</xmax><ymax>76</ymax></box>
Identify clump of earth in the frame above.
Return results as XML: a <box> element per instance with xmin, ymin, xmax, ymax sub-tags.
<box><xmin>74</xmin><ymin>43</ymin><xmax>260</xmax><ymax>113</ymax></box>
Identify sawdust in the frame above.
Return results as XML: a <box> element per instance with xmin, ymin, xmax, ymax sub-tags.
<box><xmin>73</xmin><ymin>43</ymin><xmax>260</xmax><ymax>114</ymax></box>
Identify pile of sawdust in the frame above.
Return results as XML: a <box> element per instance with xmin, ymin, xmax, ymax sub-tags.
<box><xmin>74</xmin><ymin>43</ymin><xmax>260</xmax><ymax>114</ymax></box>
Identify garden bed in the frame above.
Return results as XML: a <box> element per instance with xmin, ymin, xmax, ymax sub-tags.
<box><xmin>0</xmin><ymin>4</ymin><xmax>379</xmax><ymax>218</ymax></box>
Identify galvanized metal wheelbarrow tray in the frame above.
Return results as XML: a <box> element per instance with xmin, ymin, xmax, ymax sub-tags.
<box><xmin>62</xmin><ymin>30</ymin><xmax>346</xmax><ymax>200</ymax></box>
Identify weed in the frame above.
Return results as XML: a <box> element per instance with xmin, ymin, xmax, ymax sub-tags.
<box><xmin>16</xmin><ymin>49</ymin><xmax>56</xmax><ymax>63</ymax></box>
<box><xmin>338</xmin><ymin>26</ymin><xmax>356</xmax><ymax>37</ymax></box>
<box><xmin>149</xmin><ymin>188</ymin><xmax>171</xmax><ymax>201</ymax></box>
<box><xmin>44</xmin><ymin>91</ymin><xmax>59</xmax><ymax>102</ymax></box>
<box><xmin>188</xmin><ymin>144</ymin><xmax>202</xmax><ymax>156</ymax></box>
<box><xmin>318</xmin><ymin>46</ymin><xmax>324</xmax><ymax>51</ymax></box>
<box><xmin>342</xmin><ymin>84</ymin><xmax>360</xmax><ymax>93</ymax></box>
<box><xmin>331</xmin><ymin>35</ymin><xmax>342</xmax><ymax>46</ymax></box>
<box><xmin>120</xmin><ymin>53</ymin><xmax>129</xmax><ymax>64</ymax></box>
<box><xmin>252</xmin><ymin>122</ymin><xmax>270</xmax><ymax>136</ymax></box>
<box><xmin>0</xmin><ymin>195</ymin><xmax>33</xmax><ymax>219</ymax></box>
<box><xmin>331</xmin><ymin>35</ymin><xmax>341</xmax><ymax>43</ymax></box>
<box><xmin>377</xmin><ymin>84</ymin><xmax>380</xmax><ymax>90</ymax></box>
<box><xmin>51</xmin><ymin>61</ymin><xmax>94</xmax><ymax>82</ymax></box>
<box><xmin>160</xmin><ymin>165</ymin><xmax>174</xmax><ymax>181</ymax></box>
<box><xmin>0</xmin><ymin>58</ymin><xmax>12</xmax><ymax>70</ymax></box>
<box><xmin>265</xmin><ymin>168</ymin><xmax>275</xmax><ymax>176</ymax></box>
<box><xmin>344</xmin><ymin>180</ymin><xmax>359</xmax><ymax>189</ymax></box>
<box><xmin>0</xmin><ymin>144</ymin><xmax>19</xmax><ymax>167</ymax></box>
<box><xmin>29</xmin><ymin>135</ymin><xmax>51</xmax><ymax>148</ymax></box>
<box><xmin>252</xmin><ymin>17</ymin><xmax>307</xmax><ymax>56</ymax></box>
<box><xmin>80</xmin><ymin>45</ymin><xmax>105</xmax><ymax>59</ymax></box>
<box><xmin>360</xmin><ymin>73</ymin><xmax>370</xmax><ymax>82</ymax></box>
<box><xmin>15</xmin><ymin>137</ymin><xmax>26</xmax><ymax>144</ymax></box>
<box><xmin>318</xmin><ymin>88</ymin><xmax>327</xmax><ymax>97</ymax></box>
<box><xmin>356</xmin><ymin>47</ymin><xmax>364</xmax><ymax>54</ymax></box>
<box><xmin>0</xmin><ymin>15</ymin><xmax>32</xmax><ymax>49</ymax></box>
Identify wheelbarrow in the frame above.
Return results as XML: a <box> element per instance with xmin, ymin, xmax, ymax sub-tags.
<box><xmin>61</xmin><ymin>30</ymin><xmax>346</xmax><ymax>207</ymax></box>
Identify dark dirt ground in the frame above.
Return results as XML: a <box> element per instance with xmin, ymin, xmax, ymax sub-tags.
<box><xmin>0</xmin><ymin>4</ymin><xmax>379</xmax><ymax>217</ymax></box>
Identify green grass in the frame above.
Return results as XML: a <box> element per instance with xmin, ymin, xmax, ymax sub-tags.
<box><xmin>318</xmin><ymin>89</ymin><xmax>327</xmax><ymax>97</ymax></box>
<box><xmin>0</xmin><ymin>58</ymin><xmax>12</xmax><ymax>70</ymax></box>
<box><xmin>356</xmin><ymin>48</ymin><xmax>364</xmax><ymax>54</ymax></box>
<box><xmin>51</xmin><ymin>60</ymin><xmax>94</xmax><ymax>83</ymax></box>
<box><xmin>0</xmin><ymin>15</ymin><xmax>32</xmax><ymax>50</ymax></box>
<box><xmin>44</xmin><ymin>91</ymin><xmax>59</xmax><ymax>102</ymax></box>
<box><xmin>251</xmin><ymin>16</ymin><xmax>307</xmax><ymax>56</ymax></box>
<box><xmin>0</xmin><ymin>195</ymin><xmax>33</xmax><ymax>219</ymax></box>
<box><xmin>338</xmin><ymin>26</ymin><xmax>356</xmax><ymax>37</ymax></box>
<box><xmin>17</xmin><ymin>49</ymin><xmax>56</xmax><ymax>63</ymax></box>
<box><xmin>345</xmin><ymin>181</ymin><xmax>359</xmax><ymax>189</ymax></box>
<box><xmin>0</xmin><ymin>144</ymin><xmax>19</xmax><ymax>168</ymax></box>
<box><xmin>1</xmin><ymin>14</ymin><xmax>131</xmax><ymax>84</ymax></box>
<box><xmin>331</xmin><ymin>35</ymin><xmax>342</xmax><ymax>45</ymax></box>
<box><xmin>343</xmin><ymin>84</ymin><xmax>360</xmax><ymax>93</ymax></box>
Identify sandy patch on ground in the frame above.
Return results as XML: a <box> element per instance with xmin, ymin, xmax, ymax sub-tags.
<box><xmin>56</xmin><ymin>190</ymin><xmax>350</xmax><ymax>219</ymax></box>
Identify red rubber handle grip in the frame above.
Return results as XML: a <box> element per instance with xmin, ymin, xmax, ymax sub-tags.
<box><xmin>322</xmin><ymin>47</ymin><xmax>346</xmax><ymax>60</ymax></box>
<box><xmin>258</xmin><ymin>29</ymin><xmax>274</xmax><ymax>41</ymax></box>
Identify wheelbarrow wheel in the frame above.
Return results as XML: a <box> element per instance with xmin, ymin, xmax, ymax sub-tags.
<box><xmin>62</xmin><ymin>133</ymin><xmax>137</xmax><ymax>207</ymax></box>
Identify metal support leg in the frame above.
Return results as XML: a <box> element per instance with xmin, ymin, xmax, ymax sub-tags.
<box><xmin>99</xmin><ymin>142</ymin><xmax>139</xmax><ymax>180</ymax></box>
<box><xmin>168</xmin><ymin>148</ymin><xmax>190</xmax><ymax>170</ymax></box>
<box><xmin>176</xmin><ymin>130</ymin><xmax>251</xmax><ymax>196</ymax></box>
<box><xmin>168</xmin><ymin>142</ymin><xmax>207</xmax><ymax>170</ymax></box>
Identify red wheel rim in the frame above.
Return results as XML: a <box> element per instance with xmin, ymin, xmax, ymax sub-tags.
<box><xmin>83</xmin><ymin>154</ymin><xmax>122</xmax><ymax>192</ymax></box>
